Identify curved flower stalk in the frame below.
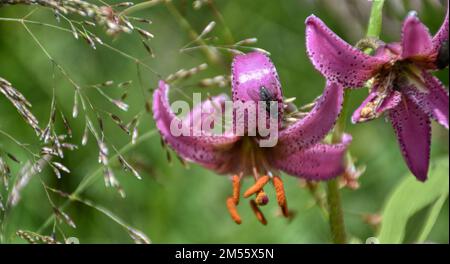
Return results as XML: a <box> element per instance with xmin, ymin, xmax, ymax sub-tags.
<box><xmin>305</xmin><ymin>3</ymin><xmax>449</xmax><ymax>182</ymax></box>
<box><xmin>153</xmin><ymin>51</ymin><xmax>351</xmax><ymax>224</ymax></box>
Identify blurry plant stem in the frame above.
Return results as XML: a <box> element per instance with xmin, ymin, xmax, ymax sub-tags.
<box><xmin>36</xmin><ymin>129</ymin><xmax>157</xmax><ymax>234</ymax></box>
<box><xmin>119</xmin><ymin>0</ymin><xmax>163</xmax><ymax>16</ymax></box>
<box><xmin>42</xmin><ymin>182</ymin><xmax>151</xmax><ymax>243</ymax></box>
<box><xmin>164</xmin><ymin>0</ymin><xmax>223</xmax><ymax>66</ymax></box>
<box><xmin>205</xmin><ymin>0</ymin><xmax>234</xmax><ymax>44</ymax></box>
<box><xmin>326</xmin><ymin>0</ymin><xmax>385</xmax><ymax>244</ymax></box>
<box><xmin>327</xmin><ymin>91</ymin><xmax>350</xmax><ymax>244</ymax></box>
<box><xmin>120</xmin><ymin>0</ymin><xmax>223</xmax><ymax>66</ymax></box>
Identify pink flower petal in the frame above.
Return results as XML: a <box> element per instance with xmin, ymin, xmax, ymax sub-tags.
<box><xmin>153</xmin><ymin>80</ymin><xmax>239</xmax><ymax>170</ymax></box>
<box><xmin>232</xmin><ymin>52</ymin><xmax>283</xmax><ymax>102</ymax></box>
<box><xmin>305</xmin><ymin>15</ymin><xmax>387</xmax><ymax>88</ymax></box>
<box><xmin>389</xmin><ymin>96</ymin><xmax>431</xmax><ymax>181</ymax></box>
<box><xmin>277</xmin><ymin>81</ymin><xmax>344</xmax><ymax>155</ymax></box>
<box><xmin>271</xmin><ymin>134</ymin><xmax>352</xmax><ymax>180</ymax></box>
<box><xmin>401</xmin><ymin>13</ymin><xmax>434</xmax><ymax>59</ymax></box>
<box><xmin>403</xmin><ymin>71</ymin><xmax>449</xmax><ymax>129</ymax></box>
<box><xmin>231</xmin><ymin>51</ymin><xmax>284</xmax><ymax>130</ymax></box>
<box><xmin>432</xmin><ymin>0</ymin><xmax>449</xmax><ymax>54</ymax></box>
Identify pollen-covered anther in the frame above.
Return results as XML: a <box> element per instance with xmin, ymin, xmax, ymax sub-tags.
<box><xmin>226</xmin><ymin>197</ymin><xmax>242</xmax><ymax>224</ymax></box>
<box><xmin>243</xmin><ymin>175</ymin><xmax>270</xmax><ymax>198</ymax></box>
<box><xmin>360</xmin><ymin>102</ymin><xmax>377</xmax><ymax>119</ymax></box>
<box><xmin>255</xmin><ymin>190</ymin><xmax>269</xmax><ymax>206</ymax></box>
<box><xmin>273</xmin><ymin>176</ymin><xmax>289</xmax><ymax>217</ymax></box>
<box><xmin>232</xmin><ymin>174</ymin><xmax>241</xmax><ymax>205</ymax></box>
<box><xmin>249</xmin><ymin>199</ymin><xmax>267</xmax><ymax>225</ymax></box>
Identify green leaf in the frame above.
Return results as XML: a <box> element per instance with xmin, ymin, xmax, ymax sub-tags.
<box><xmin>377</xmin><ymin>156</ymin><xmax>449</xmax><ymax>244</ymax></box>
<box><xmin>417</xmin><ymin>192</ymin><xmax>448</xmax><ymax>243</ymax></box>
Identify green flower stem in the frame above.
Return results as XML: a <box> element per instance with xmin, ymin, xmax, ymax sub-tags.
<box><xmin>327</xmin><ymin>90</ymin><xmax>350</xmax><ymax>244</ymax></box>
<box><xmin>326</xmin><ymin>178</ymin><xmax>346</xmax><ymax>243</ymax></box>
<box><xmin>366</xmin><ymin>0</ymin><xmax>386</xmax><ymax>38</ymax></box>
<box><xmin>326</xmin><ymin>0</ymin><xmax>385</xmax><ymax>244</ymax></box>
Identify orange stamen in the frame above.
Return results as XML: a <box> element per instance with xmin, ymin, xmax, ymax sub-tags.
<box><xmin>255</xmin><ymin>190</ymin><xmax>269</xmax><ymax>206</ymax></box>
<box><xmin>226</xmin><ymin>197</ymin><xmax>242</xmax><ymax>224</ymax></box>
<box><xmin>232</xmin><ymin>175</ymin><xmax>241</xmax><ymax>205</ymax></box>
<box><xmin>249</xmin><ymin>199</ymin><xmax>267</xmax><ymax>225</ymax></box>
<box><xmin>273</xmin><ymin>176</ymin><xmax>289</xmax><ymax>217</ymax></box>
<box><xmin>243</xmin><ymin>175</ymin><xmax>270</xmax><ymax>198</ymax></box>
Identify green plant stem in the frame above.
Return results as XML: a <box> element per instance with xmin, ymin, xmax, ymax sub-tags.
<box><xmin>326</xmin><ymin>178</ymin><xmax>346</xmax><ymax>243</ymax></box>
<box><xmin>327</xmin><ymin>91</ymin><xmax>350</xmax><ymax>244</ymax></box>
<box><xmin>366</xmin><ymin>0</ymin><xmax>385</xmax><ymax>38</ymax></box>
<box><xmin>206</xmin><ymin>0</ymin><xmax>234</xmax><ymax>44</ymax></box>
<box><xmin>164</xmin><ymin>0</ymin><xmax>222</xmax><ymax>66</ymax></box>
<box><xmin>120</xmin><ymin>0</ymin><xmax>222</xmax><ymax>65</ymax></box>
<box><xmin>326</xmin><ymin>0</ymin><xmax>385</xmax><ymax>244</ymax></box>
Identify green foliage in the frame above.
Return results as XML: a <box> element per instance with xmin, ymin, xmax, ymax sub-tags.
<box><xmin>378</xmin><ymin>156</ymin><xmax>449</xmax><ymax>243</ymax></box>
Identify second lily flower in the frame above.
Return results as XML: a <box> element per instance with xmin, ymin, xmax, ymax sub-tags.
<box><xmin>305</xmin><ymin>5</ymin><xmax>449</xmax><ymax>181</ymax></box>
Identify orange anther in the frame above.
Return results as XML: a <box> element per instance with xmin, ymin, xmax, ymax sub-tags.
<box><xmin>255</xmin><ymin>190</ymin><xmax>269</xmax><ymax>206</ymax></box>
<box><xmin>243</xmin><ymin>175</ymin><xmax>270</xmax><ymax>198</ymax></box>
<box><xmin>226</xmin><ymin>197</ymin><xmax>242</xmax><ymax>224</ymax></box>
<box><xmin>273</xmin><ymin>176</ymin><xmax>289</xmax><ymax>217</ymax></box>
<box><xmin>232</xmin><ymin>175</ymin><xmax>241</xmax><ymax>205</ymax></box>
<box><xmin>249</xmin><ymin>199</ymin><xmax>267</xmax><ymax>225</ymax></box>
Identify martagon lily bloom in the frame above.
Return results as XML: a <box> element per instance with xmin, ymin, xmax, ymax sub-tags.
<box><xmin>305</xmin><ymin>4</ymin><xmax>449</xmax><ymax>182</ymax></box>
<box><xmin>153</xmin><ymin>52</ymin><xmax>351</xmax><ymax>224</ymax></box>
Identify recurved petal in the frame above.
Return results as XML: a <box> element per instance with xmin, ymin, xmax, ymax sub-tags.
<box><xmin>272</xmin><ymin>134</ymin><xmax>352</xmax><ymax>180</ymax></box>
<box><xmin>153</xmin><ymin>80</ymin><xmax>239</xmax><ymax>170</ymax></box>
<box><xmin>231</xmin><ymin>52</ymin><xmax>283</xmax><ymax>104</ymax></box>
<box><xmin>403</xmin><ymin>71</ymin><xmax>449</xmax><ymax>129</ymax></box>
<box><xmin>401</xmin><ymin>13</ymin><xmax>434</xmax><ymax>59</ymax></box>
<box><xmin>351</xmin><ymin>85</ymin><xmax>402</xmax><ymax>123</ymax></box>
<box><xmin>305</xmin><ymin>15</ymin><xmax>387</xmax><ymax>88</ymax></box>
<box><xmin>432</xmin><ymin>0</ymin><xmax>449</xmax><ymax>54</ymax></box>
<box><xmin>389</xmin><ymin>97</ymin><xmax>431</xmax><ymax>182</ymax></box>
<box><xmin>276</xmin><ymin>81</ymin><xmax>344</xmax><ymax>155</ymax></box>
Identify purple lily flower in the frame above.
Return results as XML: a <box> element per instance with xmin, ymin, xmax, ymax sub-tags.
<box><xmin>305</xmin><ymin>5</ymin><xmax>449</xmax><ymax>182</ymax></box>
<box><xmin>153</xmin><ymin>51</ymin><xmax>351</xmax><ymax>224</ymax></box>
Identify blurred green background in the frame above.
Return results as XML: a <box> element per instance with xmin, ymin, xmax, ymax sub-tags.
<box><xmin>0</xmin><ymin>0</ymin><xmax>448</xmax><ymax>243</ymax></box>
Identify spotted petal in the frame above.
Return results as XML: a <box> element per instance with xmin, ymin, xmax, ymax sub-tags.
<box><xmin>432</xmin><ymin>0</ymin><xmax>449</xmax><ymax>54</ymax></box>
<box><xmin>272</xmin><ymin>134</ymin><xmax>352</xmax><ymax>180</ymax></box>
<box><xmin>231</xmin><ymin>52</ymin><xmax>284</xmax><ymax>130</ymax></box>
<box><xmin>276</xmin><ymin>81</ymin><xmax>344</xmax><ymax>155</ymax></box>
<box><xmin>403</xmin><ymin>71</ymin><xmax>449</xmax><ymax>129</ymax></box>
<box><xmin>389</xmin><ymin>96</ymin><xmax>431</xmax><ymax>181</ymax></box>
<box><xmin>231</xmin><ymin>52</ymin><xmax>283</xmax><ymax>103</ymax></box>
<box><xmin>305</xmin><ymin>15</ymin><xmax>388</xmax><ymax>88</ymax></box>
<box><xmin>401</xmin><ymin>13</ymin><xmax>434</xmax><ymax>59</ymax></box>
<box><xmin>153</xmin><ymin>80</ymin><xmax>239</xmax><ymax>170</ymax></box>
